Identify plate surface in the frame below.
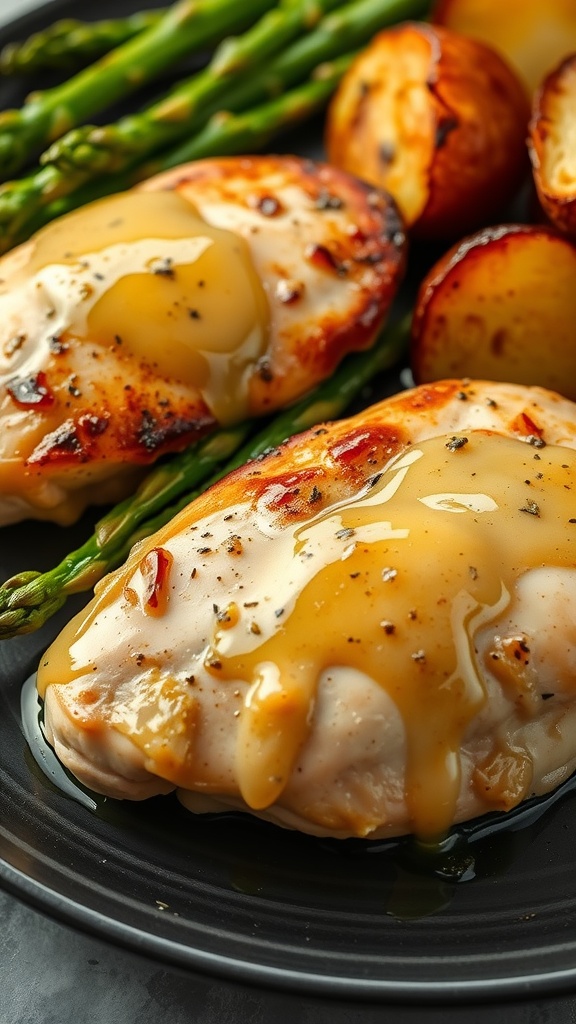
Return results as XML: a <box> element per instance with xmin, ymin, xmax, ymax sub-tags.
<box><xmin>2</xmin><ymin>0</ymin><xmax>576</xmax><ymax>1004</ymax></box>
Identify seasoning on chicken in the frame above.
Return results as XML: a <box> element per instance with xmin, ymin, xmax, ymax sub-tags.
<box><xmin>0</xmin><ymin>154</ymin><xmax>406</xmax><ymax>526</ymax></box>
<box><xmin>38</xmin><ymin>379</ymin><xmax>576</xmax><ymax>840</ymax></box>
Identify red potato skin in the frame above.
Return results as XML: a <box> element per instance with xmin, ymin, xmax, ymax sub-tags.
<box><xmin>410</xmin><ymin>222</ymin><xmax>576</xmax><ymax>399</ymax></box>
<box><xmin>529</xmin><ymin>56</ymin><xmax>576</xmax><ymax>240</ymax></box>
<box><xmin>420</xmin><ymin>26</ymin><xmax>530</xmax><ymax>240</ymax></box>
<box><xmin>325</xmin><ymin>23</ymin><xmax>531</xmax><ymax>241</ymax></box>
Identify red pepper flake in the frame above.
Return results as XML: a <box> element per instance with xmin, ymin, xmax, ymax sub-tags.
<box><xmin>6</xmin><ymin>371</ymin><xmax>54</xmax><ymax>409</ymax></box>
<box><xmin>78</xmin><ymin>413</ymin><xmax>109</xmax><ymax>437</ymax></box>
<box><xmin>139</xmin><ymin>547</ymin><xmax>173</xmax><ymax>617</ymax></box>
<box><xmin>512</xmin><ymin>411</ymin><xmax>545</xmax><ymax>443</ymax></box>
<box><xmin>304</xmin><ymin>243</ymin><xmax>347</xmax><ymax>276</ymax></box>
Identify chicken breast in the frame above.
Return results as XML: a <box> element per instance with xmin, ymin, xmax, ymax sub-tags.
<box><xmin>0</xmin><ymin>154</ymin><xmax>405</xmax><ymax>526</ymax></box>
<box><xmin>37</xmin><ymin>379</ymin><xmax>576</xmax><ymax>840</ymax></box>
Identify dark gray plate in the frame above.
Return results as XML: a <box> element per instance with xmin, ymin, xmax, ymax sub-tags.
<box><xmin>2</xmin><ymin>0</ymin><xmax>576</xmax><ymax>1004</ymax></box>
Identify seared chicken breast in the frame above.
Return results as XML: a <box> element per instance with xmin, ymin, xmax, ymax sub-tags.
<box><xmin>38</xmin><ymin>379</ymin><xmax>576</xmax><ymax>840</ymax></box>
<box><xmin>0</xmin><ymin>154</ymin><xmax>405</xmax><ymax>526</ymax></box>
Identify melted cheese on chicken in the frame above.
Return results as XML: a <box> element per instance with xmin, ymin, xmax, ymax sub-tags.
<box><xmin>37</xmin><ymin>379</ymin><xmax>576</xmax><ymax>839</ymax></box>
<box><xmin>0</xmin><ymin>155</ymin><xmax>405</xmax><ymax>525</ymax></box>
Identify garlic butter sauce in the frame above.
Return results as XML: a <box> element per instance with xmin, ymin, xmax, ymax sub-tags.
<box><xmin>0</xmin><ymin>190</ymin><xmax>270</xmax><ymax>426</ymax></box>
<box><xmin>37</xmin><ymin>430</ymin><xmax>576</xmax><ymax>839</ymax></box>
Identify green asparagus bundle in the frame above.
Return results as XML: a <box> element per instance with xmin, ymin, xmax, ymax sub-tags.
<box><xmin>43</xmin><ymin>0</ymin><xmax>345</xmax><ymax>175</ymax></box>
<box><xmin>0</xmin><ymin>316</ymin><xmax>410</xmax><ymax>640</ymax></box>
<box><xmin>15</xmin><ymin>58</ymin><xmax>355</xmax><ymax>241</ymax></box>
<box><xmin>0</xmin><ymin>11</ymin><xmax>166</xmax><ymax>76</ymax></box>
<box><xmin>0</xmin><ymin>0</ymin><xmax>430</xmax><ymax>252</ymax></box>
<box><xmin>0</xmin><ymin>0</ymin><xmax>275</xmax><ymax>178</ymax></box>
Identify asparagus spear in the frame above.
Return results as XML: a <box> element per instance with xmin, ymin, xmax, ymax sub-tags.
<box><xmin>8</xmin><ymin>56</ymin><xmax>354</xmax><ymax>243</ymax></box>
<box><xmin>0</xmin><ymin>315</ymin><xmax>409</xmax><ymax>640</ymax></box>
<box><xmin>77</xmin><ymin>55</ymin><xmax>357</xmax><ymax>176</ymax></box>
<box><xmin>0</xmin><ymin>421</ymin><xmax>255</xmax><ymax>638</ymax></box>
<box><xmin>0</xmin><ymin>0</ymin><xmax>431</xmax><ymax>251</ymax></box>
<box><xmin>43</xmin><ymin>0</ymin><xmax>345</xmax><ymax>175</ymax></box>
<box><xmin>0</xmin><ymin>0</ymin><xmax>274</xmax><ymax>179</ymax></box>
<box><xmin>0</xmin><ymin>12</ymin><xmax>166</xmax><ymax>77</ymax></box>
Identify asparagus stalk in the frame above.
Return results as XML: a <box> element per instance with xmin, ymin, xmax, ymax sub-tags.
<box><xmin>42</xmin><ymin>0</ymin><xmax>344</xmax><ymax>175</ymax></box>
<box><xmin>0</xmin><ymin>0</ymin><xmax>431</xmax><ymax>251</ymax></box>
<box><xmin>0</xmin><ymin>12</ymin><xmax>166</xmax><ymax>77</ymax></box>
<box><xmin>0</xmin><ymin>421</ymin><xmax>255</xmax><ymax>638</ymax></box>
<box><xmin>0</xmin><ymin>315</ymin><xmax>410</xmax><ymax>640</ymax></box>
<box><xmin>109</xmin><ymin>55</ymin><xmax>357</xmax><ymax>165</ymax></box>
<box><xmin>8</xmin><ymin>58</ymin><xmax>354</xmax><ymax>242</ymax></box>
<box><xmin>0</xmin><ymin>0</ymin><xmax>275</xmax><ymax>179</ymax></box>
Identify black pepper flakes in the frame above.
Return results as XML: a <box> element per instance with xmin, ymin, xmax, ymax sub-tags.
<box><xmin>446</xmin><ymin>436</ymin><xmax>469</xmax><ymax>451</ymax></box>
<box><xmin>519</xmin><ymin>500</ymin><xmax>540</xmax><ymax>517</ymax></box>
<box><xmin>151</xmin><ymin>257</ymin><xmax>176</xmax><ymax>278</ymax></box>
<box><xmin>525</xmin><ymin>435</ymin><xmax>546</xmax><ymax>449</ymax></box>
<box><xmin>315</xmin><ymin>189</ymin><xmax>344</xmax><ymax>210</ymax></box>
<box><xmin>48</xmin><ymin>335</ymin><xmax>68</xmax><ymax>354</ymax></box>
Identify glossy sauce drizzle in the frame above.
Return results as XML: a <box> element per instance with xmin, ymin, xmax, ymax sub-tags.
<box><xmin>0</xmin><ymin>190</ymin><xmax>270</xmax><ymax>425</ymax></box>
<box><xmin>38</xmin><ymin>431</ymin><xmax>576</xmax><ymax>839</ymax></box>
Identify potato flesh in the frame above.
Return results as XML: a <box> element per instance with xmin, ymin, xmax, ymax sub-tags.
<box><xmin>325</xmin><ymin>23</ymin><xmax>530</xmax><ymax>241</ymax></box>
<box><xmin>431</xmin><ymin>0</ymin><xmax>576</xmax><ymax>95</ymax></box>
<box><xmin>538</xmin><ymin>60</ymin><xmax>576</xmax><ymax>196</ymax></box>
<box><xmin>411</xmin><ymin>226</ymin><xmax>576</xmax><ymax>401</ymax></box>
<box><xmin>327</xmin><ymin>32</ymin><xmax>435</xmax><ymax>226</ymax></box>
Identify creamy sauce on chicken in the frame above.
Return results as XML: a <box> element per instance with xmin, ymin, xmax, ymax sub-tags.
<box><xmin>0</xmin><ymin>190</ymin><xmax>269</xmax><ymax>427</ymax></box>
<box><xmin>38</xmin><ymin>429</ymin><xmax>576</xmax><ymax>838</ymax></box>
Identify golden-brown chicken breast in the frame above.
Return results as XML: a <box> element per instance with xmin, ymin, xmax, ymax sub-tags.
<box><xmin>38</xmin><ymin>379</ymin><xmax>576</xmax><ymax>841</ymax></box>
<box><xmin>0</xmin><ymin>154</ymin><xmax>405</xmax><ymax>526</ymax></box>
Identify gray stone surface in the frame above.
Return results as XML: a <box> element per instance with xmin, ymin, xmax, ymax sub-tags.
<box><xmin>2</xmin><ymin>3</ymin><xmax>576</xmax><ymax>1021</ymax></box>
<box><xmin>4</xmin><ymin>888</ymin><xmax>576</xmax><ymax>1024</ymax></box>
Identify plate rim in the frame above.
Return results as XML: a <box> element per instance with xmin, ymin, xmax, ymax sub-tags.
<box><xmin>2</xmin><ymin>0</ymin><xmax>576</xmax><ymax>1005</ymax></box>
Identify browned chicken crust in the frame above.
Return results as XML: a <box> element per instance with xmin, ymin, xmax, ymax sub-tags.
<box><xmin>0</xmin><ymin>154</ymin><xmax>405</xmax><ymax>524</ymax></box>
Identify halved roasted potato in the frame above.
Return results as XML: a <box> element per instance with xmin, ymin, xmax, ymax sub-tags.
<box><xmin>529</xmin><ymin>54</ymin><xmax>576</xmax><ymax>239</ymax></box>
<box><xmin>325</xmin><ymin>22</ymin><xmax>530</xmax><ymax>241</ymax></box>
<box><xmin>431</xmin><ymin>0</ymin><xmax>576</xmax><ymax>96</ymax></box>
<box><xmin>411</xmin><ymin>223</ymin><xmax>576</xmax><ymax>400</ymax></box>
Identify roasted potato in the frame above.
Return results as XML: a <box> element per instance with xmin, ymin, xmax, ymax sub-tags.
<box><xmin>431</xmin><ymin>0</ymin><xmax>576</xmax><ymax>97</ymax></box>
<box><xmin>529</xmin><ymin>54</ymin><xmax>576</xmax><ymax>239</ymax></box>
<box><xmin>411</xmin><ymin>223</ymin><xmax>576</xmax><ymax>400</ymax></box>
<box><xmin>325</xmin><ymin>23</ymin><xmax>530</xmax><ymax>241</ymax></box>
